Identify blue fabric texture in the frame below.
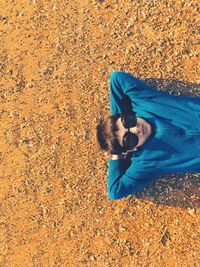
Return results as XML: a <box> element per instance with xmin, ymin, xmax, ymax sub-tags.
<box><xmin>108</xmin><ymin>71</ymin><xmax>200</xmax><ymax>200</ymax></box>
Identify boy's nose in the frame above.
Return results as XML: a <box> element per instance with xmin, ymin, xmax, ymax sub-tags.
<box><xmin>130</xmin><ymin>126</ymin><xmax>139</xmax><ymax>134</ymax></box>
<box><xmin>130</xmin><ymin>125</ymin><xmax>142</xmax><ymax>135</ymax></box>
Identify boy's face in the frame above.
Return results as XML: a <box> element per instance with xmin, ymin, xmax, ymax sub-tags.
<box><xmin>115</xmin><ymin>117</ymin><xmax>152</xmax><ymax>153</ymax></box>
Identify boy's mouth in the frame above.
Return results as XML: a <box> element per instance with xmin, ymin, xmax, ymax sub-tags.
<box><xmin>142</xmin><ymin>124</ymin><xmax>145</xmax><ymax>135</ymax></box>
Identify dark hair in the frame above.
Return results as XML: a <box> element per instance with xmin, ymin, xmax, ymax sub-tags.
<box><xmin>96</xmin><ymin>113</ymin><xmax>125</xmax><ymax>154</ymax></box>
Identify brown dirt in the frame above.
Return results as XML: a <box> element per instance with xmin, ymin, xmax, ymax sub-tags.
<box><xmin>0</xmin><ymin>0</ymin><xmax>199</xmax><ymax>266</ymax></box>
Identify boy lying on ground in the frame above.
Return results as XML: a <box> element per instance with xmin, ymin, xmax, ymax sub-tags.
<box><xmin>96</xmin><ymin>71</ymin><xmax>200</xmax><ymax>200</ymax></box>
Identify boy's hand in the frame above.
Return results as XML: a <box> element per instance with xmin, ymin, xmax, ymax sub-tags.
<box><xmin>111</xmin><ymin>154</ymin><xmax>124</xmax><ymax>160</ymax></box>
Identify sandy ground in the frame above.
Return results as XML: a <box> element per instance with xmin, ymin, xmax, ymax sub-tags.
<box><xmin>0</xmin><ymin>0</ymin><xmax>199</xmax><ymax>266</ymax></box>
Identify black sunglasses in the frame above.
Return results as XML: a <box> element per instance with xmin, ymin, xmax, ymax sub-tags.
<box><xmin>121</xmin><ymin>113</ymin><xmax>139</xmax><ymax>151</ymax></box>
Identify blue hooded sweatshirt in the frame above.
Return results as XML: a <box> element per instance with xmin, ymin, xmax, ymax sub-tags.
<box><xmin>108</xmin><ymin>71</ymin><xmax>200</xmax><ymax>200</ymax></box>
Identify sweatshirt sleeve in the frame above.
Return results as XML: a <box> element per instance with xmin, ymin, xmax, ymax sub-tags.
<box><xmin>108</xmin><ymin>160</ymin><xmax>160</xmax><ymax>200</ymax></box>
<box><xmin>110</xmin><ymin>71</ymin><xmax>159</xmax><ymax>115</ymax></box>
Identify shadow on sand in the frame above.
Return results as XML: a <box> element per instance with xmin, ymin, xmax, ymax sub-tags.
<box><xmin>127</xmin><ymin>78</ymin><xmax>200</xmax><ymax>209</ymax></box>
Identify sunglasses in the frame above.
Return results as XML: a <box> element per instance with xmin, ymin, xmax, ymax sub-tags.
<box><xmin>121</xmin><ymin>113</ymin><xmax>139</xmax><ymax>151</ymax></box>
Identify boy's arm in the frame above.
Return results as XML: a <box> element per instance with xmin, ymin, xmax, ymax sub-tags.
<box><xmin>110</xmin><ymin>71</ymin><xmax>159</xmax><ymax>115</ymax></box>
<box><xmin>108</xmin><ymin>160</ymin><xmax>159</xmax><ymax>200</ymax></box>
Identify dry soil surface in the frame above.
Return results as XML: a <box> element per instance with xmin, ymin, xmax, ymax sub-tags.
<box><xmin>0</xmin><ymin>0</ymin><xmax>199</xmax><ymax>266</ymax></box>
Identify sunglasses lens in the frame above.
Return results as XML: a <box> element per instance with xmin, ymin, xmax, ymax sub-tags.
<box><xmin>121</xmin><ymin>114</ymin><xmax>137</xmax><ymax>128</ymax></box>
<box><xmin>123</xmin><ymin>133</ymin><xmax>139</xmax><ymax>150</ymax></box>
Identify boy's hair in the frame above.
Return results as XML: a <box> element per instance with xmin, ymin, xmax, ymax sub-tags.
<box><xmin>96</xmin><ymin>113</ymin><xmax>124</xmax><ymax>154</ymax></box>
